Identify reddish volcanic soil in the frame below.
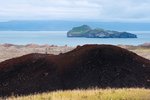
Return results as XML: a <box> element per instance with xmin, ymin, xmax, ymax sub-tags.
<box><xmin>0</xmin><ymin>45</ymin><xmax>150</xmax><ymax>96</ymax></box>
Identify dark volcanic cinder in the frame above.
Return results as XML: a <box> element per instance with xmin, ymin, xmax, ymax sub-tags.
<box><xmin>0</xmin><ymin>45</ymin><xmax>150</xmax><ymax>96</ymax></box>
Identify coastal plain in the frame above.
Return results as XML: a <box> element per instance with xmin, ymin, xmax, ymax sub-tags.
<box><xmin>0</xmin><ymin>43</ymin><xmax>149</xmax><ymax>63</ymax></box>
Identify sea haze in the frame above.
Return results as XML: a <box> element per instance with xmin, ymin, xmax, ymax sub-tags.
<box><xmin>0</xmin><ymin>31</ymin><xmax>149</xmax><ymax>46</ymax></box>
<box><xmin>0</xmin><ymin>21</ymin><xmax>150</xmax><ymax>31</ymax></box>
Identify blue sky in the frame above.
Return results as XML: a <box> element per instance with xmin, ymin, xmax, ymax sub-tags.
<box><xmin>0</xmin><ymin>0</ymin><xmax>150</xmax><ymax>22</ymax></box>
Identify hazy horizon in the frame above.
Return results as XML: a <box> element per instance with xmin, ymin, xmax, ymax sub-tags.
<box><xmin>0</xmin><ymin>0</ymin><xmax>150</xmax><ymax>31</ymax></box>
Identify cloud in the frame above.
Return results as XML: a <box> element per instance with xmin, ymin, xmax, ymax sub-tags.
<box><xmin>0</xmin><ymin>0</ymin><xmax>150</xmax><ymax>22</ymax></box>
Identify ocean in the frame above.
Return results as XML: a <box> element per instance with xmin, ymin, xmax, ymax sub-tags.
<box><xmin>0</xmin><ymin>31</ymin><xmax>149</xmax><ymax>46</ymax></box>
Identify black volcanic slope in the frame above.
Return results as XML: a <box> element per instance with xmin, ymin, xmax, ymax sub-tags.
<box><xmin>0</xmin><ymin>45</ymin><xmax>150</xmax><ymax>96</ymax></box>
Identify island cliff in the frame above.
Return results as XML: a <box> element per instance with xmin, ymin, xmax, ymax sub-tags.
<box><xmin>67</xmin><ymin>25</ymin><xmax>137</xmax><ymax>38</ymax></box>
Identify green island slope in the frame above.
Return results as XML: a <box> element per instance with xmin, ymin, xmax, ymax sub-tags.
<box><xmin>67</xmin><ymin>25</ymin><xmax>137</xmax><ymax>38</ymax></box>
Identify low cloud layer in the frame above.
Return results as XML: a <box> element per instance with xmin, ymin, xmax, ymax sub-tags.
<box><xmin>0</xmin><ymin>0</ymin><xmax>150</xmax><ymax>22</ymax></box>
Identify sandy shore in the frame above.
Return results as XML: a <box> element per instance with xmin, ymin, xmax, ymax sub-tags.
<box><xmin>0</xmin><ymin>43</ymin><xmax>149</xmax><ymax>62</ymax></box>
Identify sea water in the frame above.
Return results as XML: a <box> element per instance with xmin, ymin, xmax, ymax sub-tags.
<box><xmin>0</xmin><ymin>31</ymin><xmax>149</xmax><ymax>46</ymax></box>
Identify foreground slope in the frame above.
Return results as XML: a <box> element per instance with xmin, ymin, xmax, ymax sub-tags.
<box><xmin>0</xmin><ymin>45</ymin><xmax>150</xmax><ymax>96</ymax></box>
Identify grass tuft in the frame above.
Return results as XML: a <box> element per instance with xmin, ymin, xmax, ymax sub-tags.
<box><xmin>4</xmin><ymin>88</ymin><xmax>150</xmax><ymax>100</ymax></box>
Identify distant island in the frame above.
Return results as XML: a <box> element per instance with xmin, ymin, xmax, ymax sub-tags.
<box><xmin>67</xmin><ymin>25</ymin><xmax>137</xmax><ymax>38</ymax></box>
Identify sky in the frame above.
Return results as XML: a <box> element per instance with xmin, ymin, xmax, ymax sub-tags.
<box><xmin>0</xmin><ymin>0</ymin><xmax>150</xmax><ymax>22</ymax></box>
